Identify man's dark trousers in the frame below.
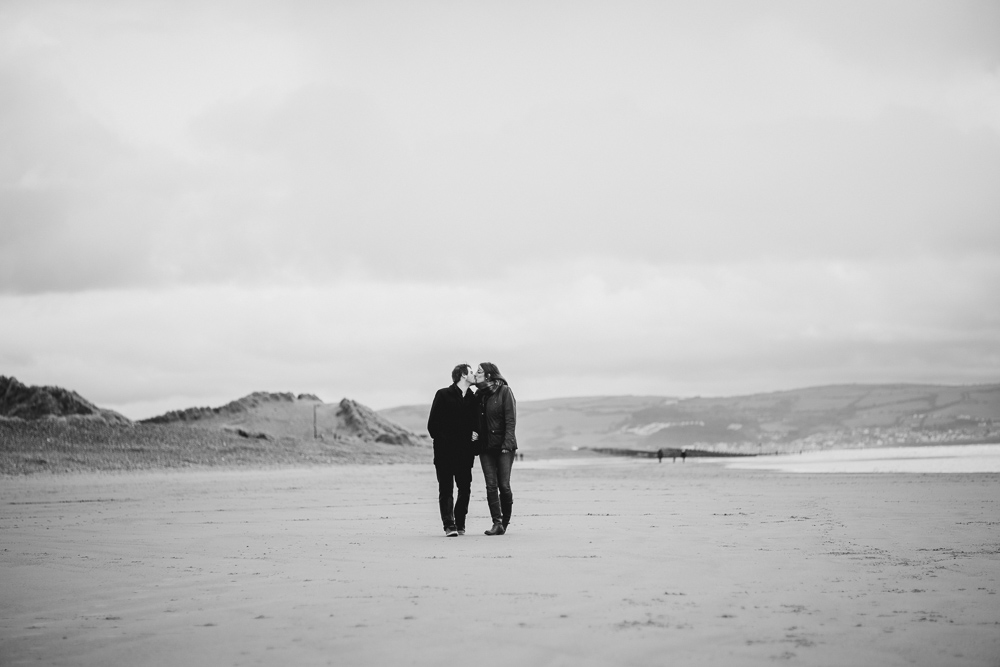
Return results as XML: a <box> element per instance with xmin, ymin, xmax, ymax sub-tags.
<box><xmin>436</xmin><ymin>460</ymin><xmax>473</xmax><ymax>532</ymax></box>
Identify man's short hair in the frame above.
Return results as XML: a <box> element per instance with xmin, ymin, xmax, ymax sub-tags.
<box><xmin>451</xmin><ymin>364</ymin><xmax>471</xmax><ymax>383</ymax></box>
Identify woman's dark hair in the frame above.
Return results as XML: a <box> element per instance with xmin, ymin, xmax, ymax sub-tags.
<box><xmin>451</xmin><ymin>364</ymin><xmax>471</xmax><ymax>383</ymax></box>
<box><xmin>478</xmin><ymin>362</ymin><xmax>507</xmax><ymax>384</ymax></box>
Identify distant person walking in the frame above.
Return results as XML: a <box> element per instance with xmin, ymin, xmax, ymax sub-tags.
<box><xmin>474</xmin><ymin>362</ymin><xmax>517</xmax><ymax>536</ymax></box>
<box><xmin>427</xmin><ymin>364</ymin><xmax>479</xmax><ymax>537</ymax></box>
<box><xmin>657</xmin><ymin>448</ymin><xmax>663</xmax><ymax>463</ymax></box>
<box><xmin>681</xmin><ymin>449</ymin><xmax>687</xmax><ymax>463</ymax></box>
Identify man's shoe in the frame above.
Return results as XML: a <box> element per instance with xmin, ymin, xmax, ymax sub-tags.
<box><xmin>457</xmin><ymin>528</ymin><xmax>466</xmax><ymax>535</ymax></box>
<box><xmin>445</xmin><ymin>528</ymin><xmax>459</xmax><ymax>537</ymax></box>
<box><xmin>484</xmin><ymin>522</ymin><xmax>505</xmax><ymax>536</ymax></box>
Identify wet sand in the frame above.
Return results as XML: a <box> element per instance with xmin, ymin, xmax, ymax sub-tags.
<box><xmin>2</xmin><ymin>460</ymin><xmax>998</xmax><ymax>666</ymax></box>
<box><xmin>725</xmin><ymin>444</ymin><xmax>1000</xmax><ymax>474</ymax></box>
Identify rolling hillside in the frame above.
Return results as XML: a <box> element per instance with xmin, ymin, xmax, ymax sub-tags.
<box><xmin>381</xmin><ymin>384</ymin><xmax>1000</xmax><ymax>454</ymax></box>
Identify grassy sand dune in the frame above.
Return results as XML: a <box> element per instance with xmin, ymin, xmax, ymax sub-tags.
<box><xmin>0</xmin><ymin>419</ymin><xmax>430</xmax><ymax>474</ymax></box>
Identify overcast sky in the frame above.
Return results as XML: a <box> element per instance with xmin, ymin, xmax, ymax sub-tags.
<box><xmin>2</xmin><ymin>1</ymin><xmax>999</xmax><ymax>419</ymax></box>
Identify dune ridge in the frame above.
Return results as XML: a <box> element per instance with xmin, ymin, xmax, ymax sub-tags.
<box><xmin>0</xmin><ymin>376</ymin><xmax>130</xmax><ymax>425</ymax></box>
<box><xmin>1</xmin><ymin>382</ymin><xmax>428</xmax><ymax>474</ymax></box>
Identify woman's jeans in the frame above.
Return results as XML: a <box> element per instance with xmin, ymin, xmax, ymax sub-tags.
<box><xmin>479</xmin><ymin>450</ymin><xmax>515</xmax><ymax>526</ymax></box>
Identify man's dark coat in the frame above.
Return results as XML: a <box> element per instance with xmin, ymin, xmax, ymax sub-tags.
<box><xmin>427</xmin><ymin>384</ymin><xmax>478</xmax><ymax>467</ymax></box>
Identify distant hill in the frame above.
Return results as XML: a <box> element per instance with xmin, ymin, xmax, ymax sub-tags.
<box><xmin>380</xmin><ymin>384</ymin><xmax>1000</xmax><ymax>454</ymax></box>
<box><xmin>381</xmin><ymin>394</ymin><xmax>671</xmax><ymax>451</ymax></box>
<box><xmin>0</xmin><ymin>376</ymin><xmax>131</xmax><ymax>425</ymax></box>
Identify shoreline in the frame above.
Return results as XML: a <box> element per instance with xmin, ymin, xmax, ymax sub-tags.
<box><xmin>5</xmin><ymin>442</ymin><xmax>1000</xmax><ymax>478</ymax></box>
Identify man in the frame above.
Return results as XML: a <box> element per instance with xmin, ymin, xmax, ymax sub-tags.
<box><xmin>427</xmin><ymin>364</ymin><xmax>479</xmax><ymax>537</ymax></box>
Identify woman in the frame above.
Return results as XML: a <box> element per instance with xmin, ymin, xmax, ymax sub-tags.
<box><xmin>474</xmin><ymin>362</ymin><xmax>517</xmax><ymax>535</ymax></box>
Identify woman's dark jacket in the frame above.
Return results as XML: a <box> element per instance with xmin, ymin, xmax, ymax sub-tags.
<box><xmin>426</xmin><ymin>384</ymin><xmax>478</xmax><ymax>467</ymax></box>
<box><xmin>477</xmin><ymin>383</ymin><xmax>517</xmax><ymax>453</ymax></box>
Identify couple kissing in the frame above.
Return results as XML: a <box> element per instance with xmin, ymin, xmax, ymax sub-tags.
<box><xmin>426</xmin><ymin>362</ymin><xmax>517</xmax><ymax>537</ymax></box>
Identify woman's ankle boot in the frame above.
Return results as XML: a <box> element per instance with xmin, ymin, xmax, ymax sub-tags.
<box><xmin>484</xmin><ymin>522</ymin><xmax>505</xmax><ymax>536</ymax></box>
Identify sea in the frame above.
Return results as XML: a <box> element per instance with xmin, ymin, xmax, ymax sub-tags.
<box><xmin>719</xmin><ymin>443</ymin><xmax>1000</xmax><ymax>474</ymax></box>
<box><xmin>520</xmin><ymin>443</ymin><xmax>1000</xmax><ymax>474</ymax></box>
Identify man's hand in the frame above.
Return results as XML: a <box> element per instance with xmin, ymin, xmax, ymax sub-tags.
<box><xmin>471</xmin><ymin>432</ymin><xmax>479</xmax><ymax>441</ymax></box>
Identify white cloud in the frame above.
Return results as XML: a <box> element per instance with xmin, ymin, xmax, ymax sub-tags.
<box><xmin>2</xmin><ymin>1</ymin><xmax>998</xmax><ymax>410</ymax></box>
<box><xmin>2</xmin><ymin>255</ymin><xmax>997</xmax><ymax>418</ymax></box>
<box><xmin>939</xmin><ymin>65</ymin><xmax>1000</xmax><ymax>136</ymax></box>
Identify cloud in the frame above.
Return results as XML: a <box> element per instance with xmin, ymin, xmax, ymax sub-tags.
<box><xmin>7</xmin><ymin>73</ymin><xmax>998</xmax><ymax>295</ymax></box>
<box><xmin>5</xmin><ymin>17</ymin><xmax>999</xmax><ymax>287</ymax></box>
<box><xmin>2</xmin><ymin>1</ymin><xmax>998</xmax><ymax>410</ymax></box>
<box><xmin>0</xmin><ymin>65</ymin><xmax>177</xmax><ymax>292</ymax></box>
<box><xmin>2</xmin><ymin>255</ymin><xmax>997</xmax><ymax>418</ymax></box>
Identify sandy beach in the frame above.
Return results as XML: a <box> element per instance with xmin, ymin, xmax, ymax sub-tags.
<box><xmin>2</xmin><ymin>459</ymin><xmax>998</xmax><ymax>666</ymax></box>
